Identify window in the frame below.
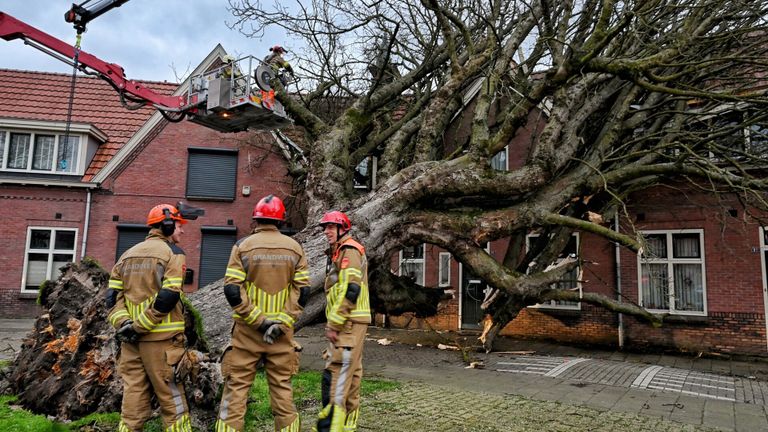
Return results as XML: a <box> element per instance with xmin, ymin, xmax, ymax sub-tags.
<box><xmin>399</xmin><ymin>244</ymin><xmax>425</xmax><ymax>286</ymax></box>
<box><xmin>0</xmin><ymin>132</ymin><xmax>81</xmax><ymax>173</ymax></box>
<box><xmin>638</xmin><ymin>230</ymin><xmax>706</xmax><ymax>315</ymax></box>
<box><xmin>116</xmin><ymin>224</ymin><xmax>150</xmax><ymax>261</ymax></box>
<box><xmin>199</xmin><ymin>227</ymin><xmax>237</xmax><ymax>289</ymax></box>
<box><xmin>526</xmin><ymin>233</ymin><xmax>580</xmax><ymax>309</ymax></box>
<box><xmin>353</xmin><ymin>156</ymin><xmax>376</xmax><ymax>190</ymax></box>
<box><xmin>186</xmin><ymin>148</ymin><xmax>238</xmax><ymax>200</ymax></box>
<box><xmin>490</xmin><ymin>147</ymin><xmax>508</xmax><ymax>171</ymax></box>
<box><xmin>438</xmin><ymin>252</ymin><xmax>451</xmax><ymax>287</ymax></box>
<box><xmin>22</xmin><ymin>228</ymin><xmax>77</xmax><ymax>292</ymax></box>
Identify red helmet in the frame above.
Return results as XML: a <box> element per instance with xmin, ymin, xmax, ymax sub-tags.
<box><xmin>253</xmin><ymin>195</ymin><xmax>285</xmax><ymax>221</ymax></box>
<box><xmin>270</xmin><ymin>45</ymin><xmax>285</xmax><ymax>54</ymax></box>
<box><xmin>147</xmin><ymin>204</ymin><xmax>187</xmax><ymax>226</ymax></box>
<box><xmin>318</xmin><ymin>211</ymin><xmax>351</xmax><ymax>232</ymax></box>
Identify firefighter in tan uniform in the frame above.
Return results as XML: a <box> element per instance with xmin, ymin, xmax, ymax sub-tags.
<box><xmin>107</xmin><ymin>202</ymin><xmax>203</xmax><ymax>432</ymax></box>
<box><xmin>216</xmin><ymin>195</ymin><xmax>309</xmax><ymax>432</ymax></box>
<box><xmin>315</xmin><ymin>211</ymin><xmax>370</xmax><ymax>432</ymax></box>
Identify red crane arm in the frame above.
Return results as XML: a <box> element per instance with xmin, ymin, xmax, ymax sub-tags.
<box><xmin>0</xmin><ymin>12</ymin><xmax>188</xmax><ymax>109</ymax></box>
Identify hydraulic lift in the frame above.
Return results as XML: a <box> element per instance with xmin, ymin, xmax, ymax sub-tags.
<box><xmin>1</xmin><ymin>1</ymin><xmax>291</xmax><ymax>132</ymax></box>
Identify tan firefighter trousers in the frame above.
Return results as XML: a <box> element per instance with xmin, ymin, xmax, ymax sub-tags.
<box><xmin>315</xmin><ymin>322</ymin><xmax>367</xmax><ymax>432</ymax></box>
<box><xmin>117</xmin><ymin>334</ymin><xmax>191</xmax><ymax>432</ymax></box>
<box><xmin>216</xmin><ymin>322</ymin><xmax>300</xmax><ymax>432</ymax></box>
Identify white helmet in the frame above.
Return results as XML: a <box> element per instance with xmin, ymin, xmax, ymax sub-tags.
<box><xmin>222</xmin><ymin>55</ymin><xmax>236</xmax><ymax>63</ymax></box>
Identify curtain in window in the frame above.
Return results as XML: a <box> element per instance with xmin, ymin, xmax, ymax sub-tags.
<box><xmin>490</xmin><ymin>149</ymin><xmax>507</xmax><ymax>171</ymax></box>
<box><xmin>641</xmin><ymin>263</ymin><xmax>669</xmax><ymax>309</ymax></box>
<box><xmin>32</xmin><ymin>135</ymin><xmax>55</xmax><ymax>170</ymax></box>
<box><xmin>438</xmin><ymin>254</ymin><xmax>450</xmax><ymax>286</ymax></box>
<box><xmin>57</xmin><ymin>135</ymin><xmax>79</xmax><ymax>173</ymax></box>
<box><xmin>402</xmin><ymin>261</ymin><xmax>424</xmax><ymax>285</ymax></box>
<box><xmin>673</xmin><ymin>234</ymin><xmax>700</xmax><ymax>258</ymax></box>
<box><xmin>644</xmin><ymin>235</ymin><xmax>667</xmax><ymax>258</ymax></box>
<box><xmin>673</xmin><ymin>263</ymin><xmax>704</xmax><ymax>311</ymax></box>
<box><xmin>0</xmin><ymin>131</ymin><xmax>5</xmax><ymax>168</ymax></box>
<box><xmin>8</xmin><ymin>133</ymin><xmax>30</xmax><ymax>169</ymax></box>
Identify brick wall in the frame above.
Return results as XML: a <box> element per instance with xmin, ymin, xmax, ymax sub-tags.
<box><xmin>0</xmin><ymin>186</ymin><xmax>87</xmax><ymax>317</ymax></box>
<box><xmin>87</xmin><ymin>121</ymin><xmax>300</xmax><ymax>289</ymax></box>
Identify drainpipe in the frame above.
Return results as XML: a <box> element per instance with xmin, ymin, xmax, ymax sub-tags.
<box><xmin>80</xmin><ymin>189</ymin><xmax>92</xmax><ymax>260</ymax></box>
<box><xmin>614</xmin><ymin>214</ymin><xmax>624</xmax><ymax>349</ymax></box>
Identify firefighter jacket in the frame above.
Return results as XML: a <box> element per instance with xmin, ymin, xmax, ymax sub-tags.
<box><xmin>324</xmin><ymin>233</ymin><xmax>371</xmax><ymax>332</ymax></box>
<box><xmin>107</xmin><ymin>229</ymin><xmax>186</xmax><ymax>342</ymax></box>
<box><xmin>264</xmin><ymin>52</ymin><xmax>293</xmax><ymax>74</ymax></box>
<box><xmin>224</xmin><ymin>225</ymin><xmax>309</xmax><ymax>331</ymax></box>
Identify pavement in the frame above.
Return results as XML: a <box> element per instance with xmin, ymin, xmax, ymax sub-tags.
<box><xmin>4</xmin><ymin>318</ymin><xmax>768</xmax><ymax>431</ymax></box>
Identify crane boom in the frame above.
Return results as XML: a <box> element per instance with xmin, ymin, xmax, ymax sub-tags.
<box><xmin>65</xmin><ymin>0</ymin><xmax>130</xmax><ymax>33</ymax></box>
<box><xmin>0</xmin><ymin>12</ymin><xmax>191</xmax><ymax>110</ymax></box>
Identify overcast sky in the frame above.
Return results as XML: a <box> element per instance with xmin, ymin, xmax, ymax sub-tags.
<box><xmin>1</xmin><ymin>0</ymin><xmax>288</xmax><ymax>82</ymax></box>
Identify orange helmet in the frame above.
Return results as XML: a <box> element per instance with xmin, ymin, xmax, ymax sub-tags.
<box><xmin>270</xmin><ymin>45</ymin><xmax>285</xmax><ymax>54</ymax></box>
<box><xmin>252</xmin><ymin>195</ymin><xmax>285</xmax><ymax>221</ymax></box>
<box><xmin>146</xmin><ymin>204</ymin><xmax>187</xmax><ymax>226</ymax></box>
<box><xmin>319</xmin><ymin>211</ymin><xmax>351</xmax><ymax>233</ymax></box>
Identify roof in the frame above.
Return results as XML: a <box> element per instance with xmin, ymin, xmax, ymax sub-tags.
<box><xmin>0</xmin><ymin>69</ymin><xmax>178</xmax><ymax>180</ymax></box>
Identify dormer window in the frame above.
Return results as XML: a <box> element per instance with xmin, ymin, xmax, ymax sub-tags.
<box><xmin>0</xmin><ymin>131</ymin><xmax>81</xmax><ymax>174</ymax></box>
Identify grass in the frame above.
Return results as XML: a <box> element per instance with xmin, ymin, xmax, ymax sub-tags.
<box><xmin>0</xmin><ymin>371</ymin><xmax>398</xmax><ymax>431</ymax></box>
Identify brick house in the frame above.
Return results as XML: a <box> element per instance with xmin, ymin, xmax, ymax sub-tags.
<box><xmin>0</xmin><ymin>46</ymin><xmax>301</xmax><ymax>317</ymax></box>
<box><xmin>387</xmin><ymin>100</ymin><xmax>768</xmax><ymax>356</ymax></box>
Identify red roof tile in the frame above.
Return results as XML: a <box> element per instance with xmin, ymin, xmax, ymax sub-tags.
<box><xmin>0</xmin><ymin>68</ymin><xmax>178</xmax><ymax>180</ymax></box>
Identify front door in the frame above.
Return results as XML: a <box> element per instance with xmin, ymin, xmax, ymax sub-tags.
<box><xmin>460</xmin><ymin>267</ymin><xmax>485</xmax><ymax>329</ymax></box>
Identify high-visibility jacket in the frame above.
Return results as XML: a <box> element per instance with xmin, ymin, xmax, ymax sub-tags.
<box><xmin>224</xmin><ymin>225</ymin><xmax>309</xmax><ymax>330</ymax></box>
<box><xmin>324</xmin><ymin>234</ymin><xmax>371</xmax><ymax>332</ymax></box>
<box><xmin>107</xmin><ymin>229</ymin><xmax>186</xmax><ymax>341</ymax></box>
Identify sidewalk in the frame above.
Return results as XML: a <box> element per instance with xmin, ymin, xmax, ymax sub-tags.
<box><xmin>296</xmin><ymin>325</ymin><xmax>768</xmax><ymax>432</ymax></box>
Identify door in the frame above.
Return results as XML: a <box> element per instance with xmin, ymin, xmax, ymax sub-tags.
<box><xmin>761</xmin><ymin>227</ymin><xmax>768</xmax><ymax>352</ymax></box>
<box><xmin>460</xmin><ymin>267</ymin><xmax>485</xmax><ymax>329</ymax></box>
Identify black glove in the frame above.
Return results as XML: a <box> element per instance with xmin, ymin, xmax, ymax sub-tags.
<box><xmin>115</xmin><ymin>320</ymin><xmax>139</xmax><ymax>344</ymax></box>
<box><xmin>263</xmin><ymin>323</ymin><xmax>284</xmax><ymax>345</ymax></box>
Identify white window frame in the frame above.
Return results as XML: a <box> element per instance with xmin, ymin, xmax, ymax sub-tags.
<box><xmin>20</xmin><ymin>227</ymin><xmax>78</xmax><ymax>293</ymax></box>
<box><xmin>399</xmin><ymin>244</ymin><xmax>426</xmax><ymax>286</ymax></box>
<box><xmin>526</xmin><ymin>232</ymin><xmax>581</xmax><ymax>310</ymax></box>
<box><xmin>637</xmin><ymin>229</ymin><xmax>707</xmax><ymax>316</ymax></box>
<box><xmin>438</xmin><ymin>252</ymin><xmax>451</xmax><ymax>287</ymax></box>
<box><xmin>0</xmin><ymin>129</ymin><xmax>84</xmax><ymax>175</ymax></box>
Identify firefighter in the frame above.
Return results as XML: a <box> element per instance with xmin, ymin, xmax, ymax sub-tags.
<box><xmin>264</xmin><ymin>45</ymin><xmax>294</xmax><ymax>85</ymax></box>
<box><xmin>107</xmin><ymin>203</ymin><xmax>201</xmax><ymax>432</ymax></box>
<box><xmin>216</xmin><ymin>195</ymin><xmax>309</xmax><ymax>432</ymax></box>
<box><xmin>314</xmin><ymin>211</ymin><xmax>370</xmax><ymax>432</ymax></box>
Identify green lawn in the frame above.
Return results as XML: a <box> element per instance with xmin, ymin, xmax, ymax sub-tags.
<box><xmin>0</xmin><ymin>371</ymin><xmax>398</xmax><ymax>431</ymax></box>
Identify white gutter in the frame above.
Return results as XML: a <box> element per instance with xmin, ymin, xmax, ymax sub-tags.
<box><xmin>80</xmin><ymin>189</ymin><xmax>92</xmax><ymax>259</ymax></box>
<box><xmin>0</xmin><ymin>178</ymin><xmax>98</xmax><ymax>188</ymax></box>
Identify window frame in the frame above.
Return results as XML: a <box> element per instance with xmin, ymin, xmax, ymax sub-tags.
<box><xmin>399</xmin><ymin>244</ymin><xmax>426</xmax><ymax>286</ymax></box>
<box><xmin>526</xmin><ymin>232</ymin><xmax>582</xmax><ymax>310</ymax></box>
<box><xmin>438</xmin><ymin>252</ymin><xmax>451</xmax><ymax>287</ymax></box>
<box><xmin>20</xmin><ymin>227</ymin><xmax>78</xmax><ymax>293</ymax></box>
<box><xmin>0</xmin><ymin>129</ymin><xmax>83</xmax><ymax>174</ymax></box>
<box><xmin>637</xmin><ymin>229</ymin><xmax>707</xmax><ymax>316</ymax></box>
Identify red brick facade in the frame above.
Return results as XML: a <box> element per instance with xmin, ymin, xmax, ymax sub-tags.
<box><xmin>388</xmin><ymin>186</ymin><xmax>768</xmax><ymax>356</ymax></box>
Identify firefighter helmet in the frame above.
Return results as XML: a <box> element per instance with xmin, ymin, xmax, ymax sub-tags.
<box><xmin>270</xmin><ymin>45</ymin><xmax>286</xmax><ymax>54</ymax></box>
<box><xmin>318</xmin><ymin>211</ymin><xmax>351</xmax><ymax>232</ymax></box>
<box><xmin>253</xmin><ymin>195</ymin><xmax>286</xmax><ymax>221</ymax></box>
<box><xmin>222</xmin><ymin>54</ymin><xmax>236</xmax><ymax>63</ymax></box>
<box><xmin>146</xmin><ymin>204</ymin><xmax>187</xmax><ymax>226</ymax></box>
